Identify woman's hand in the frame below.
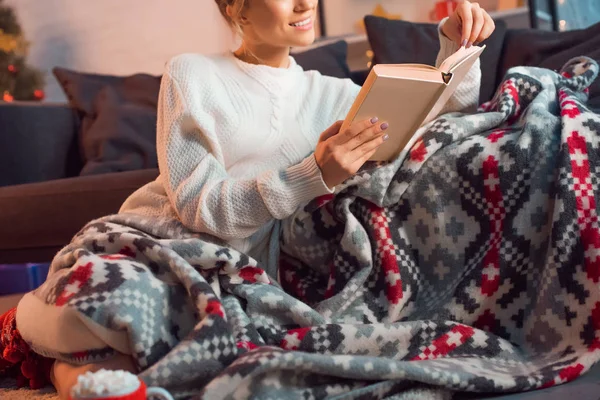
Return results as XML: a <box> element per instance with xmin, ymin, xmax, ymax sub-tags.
<box><xmin>315</xmin><ymin>118</ymin><xmax>389</xmax><ymax>189</ymax></box>
<box><xmin>441</xmin><ymin>1</ymin><xmax>496</xmax><ymax>48</ymax></box>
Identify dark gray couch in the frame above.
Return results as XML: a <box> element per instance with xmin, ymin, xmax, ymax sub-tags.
<box><xmin>0</xmin><ymin>102</ymin><xmax>159</xmax><ymax>263</ymax></box>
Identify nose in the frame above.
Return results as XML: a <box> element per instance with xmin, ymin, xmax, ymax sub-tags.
<box><xmin>295</xmin><ymin>0</ymin><xmax>316</xmax><ymax>12</ymax></box>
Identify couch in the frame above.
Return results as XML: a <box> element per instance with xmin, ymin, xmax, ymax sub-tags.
<box><xmin>1</xmin><ymin>17</ymin><xmax>600</xmax><ymax>267</ymax></box>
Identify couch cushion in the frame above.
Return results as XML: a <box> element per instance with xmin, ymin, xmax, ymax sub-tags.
<box><xmin>499</xmin><ymin>22</ymin><xmax>600</xmax><ymax>112</ymax></box>
<box><xmin>293</xmin><ymin>40</ymin><xmax>352</xmax><ymax>79</ymax></box>
<box><xmin>53</xmin><ymin>68</ymin><xmax>161</xmax><ymax>176</ymax></box>
<box><xmin>363</xmin><ymin>16</ymin><xmax>508</xmax><ymax>103</ymax></box>
<box><xmin>0</xmin><ymin>169</ymin><xmax>159</xmax><ymax>264</ymax></box>
<box><xmin>0</xmin><ymin>102</ymin><xmax>80</xmax><ymax>187</ymax></box>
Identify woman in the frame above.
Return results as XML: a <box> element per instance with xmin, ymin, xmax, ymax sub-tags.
<box><xmin>31</xmin><ymin>0</ymin><xmax>496</xmax><ymax>398</ymax></box>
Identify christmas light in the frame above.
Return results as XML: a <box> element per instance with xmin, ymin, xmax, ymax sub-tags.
<box><xmin>33</xmin><ymin>89</ymin><xmax>44</xmax><ymax>100</ymax></box>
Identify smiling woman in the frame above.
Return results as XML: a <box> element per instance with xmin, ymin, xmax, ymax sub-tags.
<box><xmin>215</xmin><ymin>0</ymin><xmax>319</xmax><ymax>67</ymax></box>
<box><xmin>16</xmin><ymin>1</ymin><xmax>494</xmax><ymax>398</ymax></box>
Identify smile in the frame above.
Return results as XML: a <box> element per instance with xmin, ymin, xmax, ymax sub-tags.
<box><xmin>290</xmin><ymin>18</ymin><xmax>312</xmax><ymax>27</ymax></box>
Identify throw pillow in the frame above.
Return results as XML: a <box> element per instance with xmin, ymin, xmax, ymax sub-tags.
<box><xmin>53</xmin><ymin>68</ymin><xmax>161</xmax><ymax>176</ymax></box>
<box><xmin>293</xmin><ymin>40</ymin><xmax>352</xmax><ymax>79</ymax></box>
<box><xmin>363</xmin><ymin>16</ymin><xmax>508</xmax><ymax>103</ymax></box>
<box><xmin>500</xmin><ymin>21</ymin><xmax>600</xmax><ymax>112</ymax></box>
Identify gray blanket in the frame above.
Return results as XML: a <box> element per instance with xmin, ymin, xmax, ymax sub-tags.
<box><xmin>18</xmin><ymin>57</ymin><xmax>600</xmax><ymax>399</ymax></box>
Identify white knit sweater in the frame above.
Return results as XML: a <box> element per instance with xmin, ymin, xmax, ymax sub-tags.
<box><xmin>120</xmin><ymin>24</ymin><xmax>481</xmax><ymax>273</ymax></box>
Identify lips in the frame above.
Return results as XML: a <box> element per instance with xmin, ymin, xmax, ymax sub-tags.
<box><xmin>290</xmin><ymin>17</ymin><xmax>312</xmax><ymax>27</ymax></box>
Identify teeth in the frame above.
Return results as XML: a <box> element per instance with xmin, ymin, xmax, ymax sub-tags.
<box><xmin>291</xmin><ymin>18</ymin><xmax>311</xmax><ymax>27</ymax></box>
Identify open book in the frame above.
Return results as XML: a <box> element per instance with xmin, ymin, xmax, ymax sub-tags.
<box><xmin>341</xmin><ymin>44</ymin><xmax>485</xmax><ymax>162</ymax></box>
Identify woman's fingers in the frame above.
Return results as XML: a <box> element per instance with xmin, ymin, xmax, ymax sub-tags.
<box><xmin>458</xmin><ymin>1</ymin><xmax>474</xmax><ymax>46</ymax></box>
<box><xmin>476</xmin><ymin>11</ymin><xmax>496</xmax><ymax>44</ymax></box>
<box><xmin>316</xmin><ymin>118</ymin><xmax>388</xmax><ymax>188</ymax></box>
<box><xmin>345</xmin><ymin>120</ymin><xmax>388</xmax><ymax>151</ymax></box>
<box><xmin>351</xmin><ymin>130</ymin><xmax>389</xmax><ymax>163</ymax></box>
<box><xmin>456</xmin><ymin>1</ymin><xmax>496</xmax><ymax>47</ymax></box>
<box><xmin>468</xmin><ymin>4</ymin><xmax>485</xmax><ymax>47</ymax></box>
<box><xmin>349</xmin><ymin>138</ymin><xmax>388</xmax><ymax>171</ymax></box>
<box><xmin>336</xmin><ymin>117</ymin><xmax>376</xmax><ymax>144</ymax></box>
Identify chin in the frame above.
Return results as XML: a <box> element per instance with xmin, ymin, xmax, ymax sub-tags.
<box><xmin>289</xmin><ymin>33</ymin><xmax>316</xmax><ymax>48</ymax></box>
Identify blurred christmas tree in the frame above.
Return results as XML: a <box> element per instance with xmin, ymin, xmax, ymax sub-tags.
<box><xmin>0</xmin><ymin>0</ymin><xmax>44</xmax><ymax>102</ymax></box>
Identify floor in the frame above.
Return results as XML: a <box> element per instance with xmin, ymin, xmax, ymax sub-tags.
<box><xmin>0</xmin><ymin>293</ymin><xmax>59</xmax><ymax>400</ymax></box>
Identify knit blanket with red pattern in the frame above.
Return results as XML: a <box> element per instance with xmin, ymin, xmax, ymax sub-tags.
<box><xmin>4</xmin><ymin>57</ymin><xmax>600</xmax><ymax>400</ymax></box>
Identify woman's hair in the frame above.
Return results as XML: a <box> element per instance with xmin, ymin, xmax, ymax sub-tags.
<box><xmin>215</xmin><ymin>0</ymin><xmax>247</xmax><ymax>38</ymax></box>
<box><xmin>215</xmin><ymin>0</ymin><xmax>263</xmax><ymax>63</ymax></box>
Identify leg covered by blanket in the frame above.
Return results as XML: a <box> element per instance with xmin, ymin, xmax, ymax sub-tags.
<box><xmin>11</xmin><ymin>57</ymin><xmax>600</xmax><ymax>399</ymax></box>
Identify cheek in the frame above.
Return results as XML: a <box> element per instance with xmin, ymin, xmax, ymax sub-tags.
<box><xmin>270</xmin><ymin>6</ymin><xmax>293</xmax><ymax>31</ymax></box>
<box><xmin>255</xmin><ymin>18</ymin><xmax>283</xmax><ymax>38</ymax></box>
<box><xmin>249</xmin><ymin>4</ymin><xmax>294</xmax><ymax>39</ymax></box>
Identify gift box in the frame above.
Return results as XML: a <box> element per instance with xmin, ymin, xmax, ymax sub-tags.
<box><xmin>431</xmin><ymin>0</ymin><xmax>501</xmax><ymax>21</ymax></box>
<box><xmin>0</xmin><ymin>263</ymin><xmax>51</xmax><ymax>295</ymax></box>
<box><xmin>434</xmin><ymin>0</ymin><xmax>459</xmax><ymax>20</ymax></box>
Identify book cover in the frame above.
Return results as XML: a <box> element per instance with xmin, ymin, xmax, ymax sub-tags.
<box><xmin>341</xmin><ymin>45</ymin><xmax>485</xmax><ymax>162</ymax></box>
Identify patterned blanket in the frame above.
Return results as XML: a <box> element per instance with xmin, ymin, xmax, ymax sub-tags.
<box><xmin>17</xmin><ymin>57</ymin><xmax>600</xmax><ymax>399</ymax></box>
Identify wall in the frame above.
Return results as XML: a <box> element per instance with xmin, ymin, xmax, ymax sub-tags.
<box><xmin>6</xmin><ymin>0</ymin><xmax>234</xmax><ymax>102</ymax></box>
<box><xmin>322</xmin><ymin>0</ymin><xmax>439</xmax><ymax>37</ymax></box>
<box><xmin>322</xmin><ymin>0</ymin><xmax>505</xmax><ymax>37</ymax></box>
<box><xmin>14</xmin><ymin>0</ymin><xmax>439</xmax><ymax>102</ymax></box>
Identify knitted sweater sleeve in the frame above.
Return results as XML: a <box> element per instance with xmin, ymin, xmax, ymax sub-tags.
<box><xmin>157</xmin><ymin>63</ymin><xmax>333</xmax><ymax>240</ymax></box>
<box><xmin>434</xmin><ymin>17</ymin><xmax>482</xmax><ymax>115</ymax></box>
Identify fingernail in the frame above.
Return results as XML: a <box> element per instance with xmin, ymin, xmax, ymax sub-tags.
<box><xmin>380</xmin><ymin>122</ymin><xmax>389</xmax><ymax>130</ymax></box>
<box><xmin>382</xmin><ymin>134</ymin><xmax>389</xmax><ymax>141</ymax></box>
<box><xmin>461</xmin><ymin>39</ymin><xmax>468</xmax><ymax>47</ymax></box>
<box><xmin>370</xmin><ymin>117</ymin><xmax>379</xmax><ymax>124</ymax></box>
<box><xmin>467</xmin><ymin>41</ymin><xmax>473</xmax><ymax>48</ymax></box>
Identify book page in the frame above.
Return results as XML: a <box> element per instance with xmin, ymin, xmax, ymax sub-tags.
<box><xmin>422</xmin><ymin>45</ymin><xmax>485</xmax><ymax>125</ymax></box>
<box><xmin>374</xmin><ymin>64</ymin><xmax>444</xmax><ymax>83</ymax></box>
<box><xmin>439</xmin><ymin>45</ymin><xmax>485</xmax><ymax>73</ymax></box>
<box><xmin>377</xmin><ymin>63</ymin><xmax>440</xmax><ymax>72</ymax></box>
